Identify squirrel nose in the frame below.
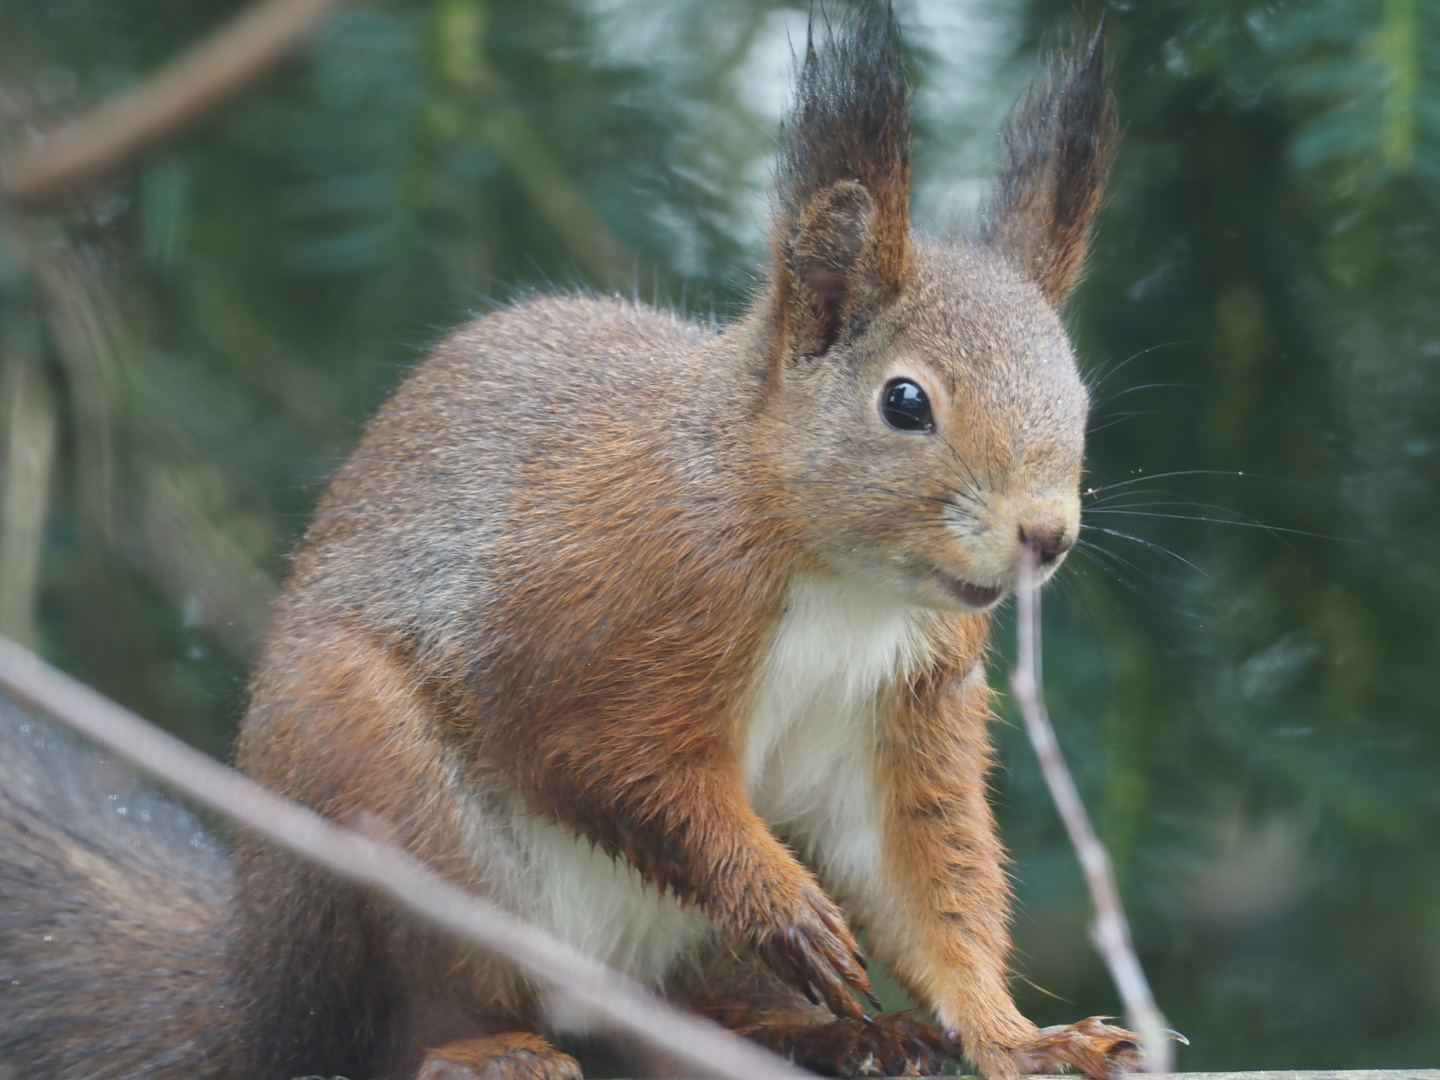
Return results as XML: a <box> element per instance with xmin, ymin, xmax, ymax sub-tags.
<box><xmin>1018</xmin><ymin>525</ymin><xmax>1074</xmax><ymax>566</ymax></box>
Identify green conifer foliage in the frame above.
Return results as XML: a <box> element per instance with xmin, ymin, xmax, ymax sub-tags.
<box><xmin>2</xmin><ymin>0</ymin><xmax>1440</xmax><ymax>1067</ymax></box>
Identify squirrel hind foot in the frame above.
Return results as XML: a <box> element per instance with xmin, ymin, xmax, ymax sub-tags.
<box><xmin>416</xmin><ymin>1033</ymin><xmax>583</xmax><ymax>1080</ymax></box>
<box><xmin>1005</xmin><ymin>1016</ymin><xmax>1143</xmax><ymax>1079</ymax></box>
<box><xmin>744</xmin><ymin>1012</ymin><xmax>948</xmax><ymax>1078</ymax></box>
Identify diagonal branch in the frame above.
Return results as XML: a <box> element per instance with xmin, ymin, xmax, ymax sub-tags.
<box><xmin>0</xmin><ymin>0</ymin><xmax>343</xmax><ymax>209</ymax></box>
<box><xmin>1009</xmin><ymin>544</ymin><xmax>1176</xmax><ymax>1072</ymax></box>
<box><xmin>0</xmin><ymin>635</ymin><xmax>803</xmax><ymax>1080</ymax></box>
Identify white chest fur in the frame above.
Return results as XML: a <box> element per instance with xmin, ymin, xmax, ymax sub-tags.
<box><xmin>743</xmin><ymin>573</ymin><xmax>929</xmax><ymax>902</ymax></box>
<box><xmin>452</xmin><ymin>782</ymin><xmax>714</xmax><ymax>982</ymax></box>
<box><xmin>451</xmin><ymin>573</ymin><xmax>927</xmax><ymax>985</ymax></box>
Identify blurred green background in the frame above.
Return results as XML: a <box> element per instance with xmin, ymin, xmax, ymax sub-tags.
<box><xmin>2</xmin><ymin>0</ymin><xmax>1438</xmax><ymax>1070</ymax></box>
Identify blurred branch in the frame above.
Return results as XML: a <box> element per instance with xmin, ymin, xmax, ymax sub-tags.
<box><xmin>1010</xmin><ymin>545</ymin><xmax>1176</xmax><ymax>1072</ymax></box>
<box><xmin>1379</xmin><ymin>0</ymin><xmax>1417</xmax><ymax>170</ymax></box>
<box><xmin>480</xmin><ymin>106</ymin><xmax>634</xmax><ymax>286</ymax></box>
<box><xmin>431</xmin><ymin>2</ymin><xmax>633</xmax><ymax>286</ymax></box>
<box><xmin>9</xmin><ymin>219</ymin><xmax>276</xmax><ymax>660</ymax></box>
<box><xmin>0</xmin><ymin>635</ymin><xmax>803</xmax><ymax>1080</ymax></box>
<box><xmin>19</xmin><ymin>220</ymin><xmax>117</xmax><ymax>535</ymax></box>
<box><xmin>0</xmin><ymin>0</ymin><xmax>344</xmax><ymax>209</ymax></box>
<box><xmin>0</xmin><ymin>318</ymin><xmax>56</xmax><ymax>648</ymax></box>
<box><xmin>140</xmin><ymin>471</ymin><xmax>276</xmax><ymax>658</ymax></box>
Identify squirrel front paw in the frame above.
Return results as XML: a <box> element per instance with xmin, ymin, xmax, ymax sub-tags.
<box><xmin>750</xmin><ymin>885</ymin><xmax>877</xmax><ymax>1021</ymax></box>
<box><xmin>747</xmin><ymin>1011</ymin><xmax>947</xmax><ymax>1077</ymax></box>
<box><xmin>959</xmin><ymin>1017</ymin><xmax>1143</xmax><ymax>1080</ymax></box>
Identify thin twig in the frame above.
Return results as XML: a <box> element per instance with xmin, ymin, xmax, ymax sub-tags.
<box><xmin>0</xmin><ymin>635</ymin><xmax>803</xmax><ymax>1080</ymax></box>
<box><xmin>1009</xmin><ymin>545</ymin><xmax>1174</xmax><ymax>1072</ymax></box>
<box><xmin>0</xmin><ymin>329</ymin><xmax>56</xmax><ymax>648</ymax></box>
<box><xmin>0</xmin><ymin>0</ymin><xmax>343</xmax><ymax>209</ymax></box>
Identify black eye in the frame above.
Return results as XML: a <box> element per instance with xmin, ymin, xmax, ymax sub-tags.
<box><xmin>880</xmin><ymin>379</ymin><xmax>934</xmax><ymax>433</ymax></box>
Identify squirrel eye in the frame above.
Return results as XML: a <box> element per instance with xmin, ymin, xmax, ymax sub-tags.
<box><xmin>880</xmin><ymin>379</ymin><xmax>934</xmax><ymax>433</ymax></box>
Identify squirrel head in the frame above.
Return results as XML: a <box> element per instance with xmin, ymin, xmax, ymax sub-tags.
<box><xmin>758</xmin><ymin>3</ymin><xmax>1114</xmax><ymax>612</ymax></box>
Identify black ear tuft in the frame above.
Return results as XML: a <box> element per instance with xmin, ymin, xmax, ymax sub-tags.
<box><xmin>771</xmin><ymin>2</ymin><xmax>912</xmax><ymax>360</ymax></box>
<box><xmin>980</xmin><ymin>17</ymin><xmax>1116</xmax><ymax>307</ymax></box>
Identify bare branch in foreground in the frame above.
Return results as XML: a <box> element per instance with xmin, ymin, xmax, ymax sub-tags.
<box><xmin>0</xmin><ymin>0</ymin><xmax>343</xmax><ymax>209</ymax></box>
<box><xmin>0</xmin><ymin>635</ymin><xmax>804</xmax><ymax>1080</ymax></box>
<box><xmin>1009</xmin><ymin>546</ymin><xmax>1176</xmax><ymax>1073</ymax></box>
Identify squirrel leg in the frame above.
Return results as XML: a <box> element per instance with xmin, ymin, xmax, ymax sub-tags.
<box><xmin>416</xmin><ymin>1033</ymin><xmax>582</xmax><ymax>1080</ymax></box>
<box><xmin>667</xmin><ymin>936</ymin><xmax>947</xmax><ymax>1077</ymax></box>
<box><xmin>236</xmin><ymin>629</ymin><xmax>542</xmax><ymax>1077</ymax></box>
<box><xmin>599</xmin><ymin>773</ymin><xmax>875</xmax><ymax>1019</ymax></box>
<box><xmin>865</xmin><ymin>649</ymin><xmax>1141</xmax><ymax>1080</ymax></box>
<box><xmin>515</xmin><ymin>745</ymin><xmax>875</xmax><ymax>1019</ymax></box>
<box><xmin>628</xmin><ymin>785</ymin><xmax>874</xmax><ymax>1020</ymax></box>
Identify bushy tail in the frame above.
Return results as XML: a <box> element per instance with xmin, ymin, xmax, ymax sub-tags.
<box><xmin>0</xmin><ymin>693</ymin><xmax>243</xmax><ymax>1078</ymax></box>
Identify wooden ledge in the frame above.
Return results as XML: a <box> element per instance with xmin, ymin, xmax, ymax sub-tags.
<box><xmin>1032</xmin><ymin>1074</ymin><xmax>1440</xmax><ymax>1079</ymax></box>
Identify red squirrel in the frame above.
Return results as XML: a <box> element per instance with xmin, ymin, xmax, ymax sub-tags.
<box><xmin>0</xmin><ymin>6</ymin><xmax>1141</xmax><ymax>1079</ymax></box>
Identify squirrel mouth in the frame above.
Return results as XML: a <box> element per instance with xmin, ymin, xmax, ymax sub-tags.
<box><xmin>936</xmin><ymin>573</ymin><xmax>1005</xmax><ymax>610</ymax></box>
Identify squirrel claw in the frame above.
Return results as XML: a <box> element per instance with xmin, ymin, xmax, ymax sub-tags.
<box><xmin>754</xmin><ymin>887</ymin><xmax>873</xmax><ymax>1022</ymax></box>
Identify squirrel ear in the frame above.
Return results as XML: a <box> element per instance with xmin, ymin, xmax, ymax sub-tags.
<box><xmin>781</xmin><ymin>180</ymin><xmax>877</xmax><ymax>358</ymax></box>
<box><xmin>980</xmin><ymin>18</ymin><xmax>1116</xmax><ymax>308</ymax></box>
<box><xmin>768</xmin><ymin>3</ymin><xmax>911</xmax><ymax>361</ymax></box>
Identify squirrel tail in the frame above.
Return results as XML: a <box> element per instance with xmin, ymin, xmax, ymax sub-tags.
<box><xmin>0</xmin><ymin>695</ymin><xmax>245</xmax><ymax>1078</ymax></box>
